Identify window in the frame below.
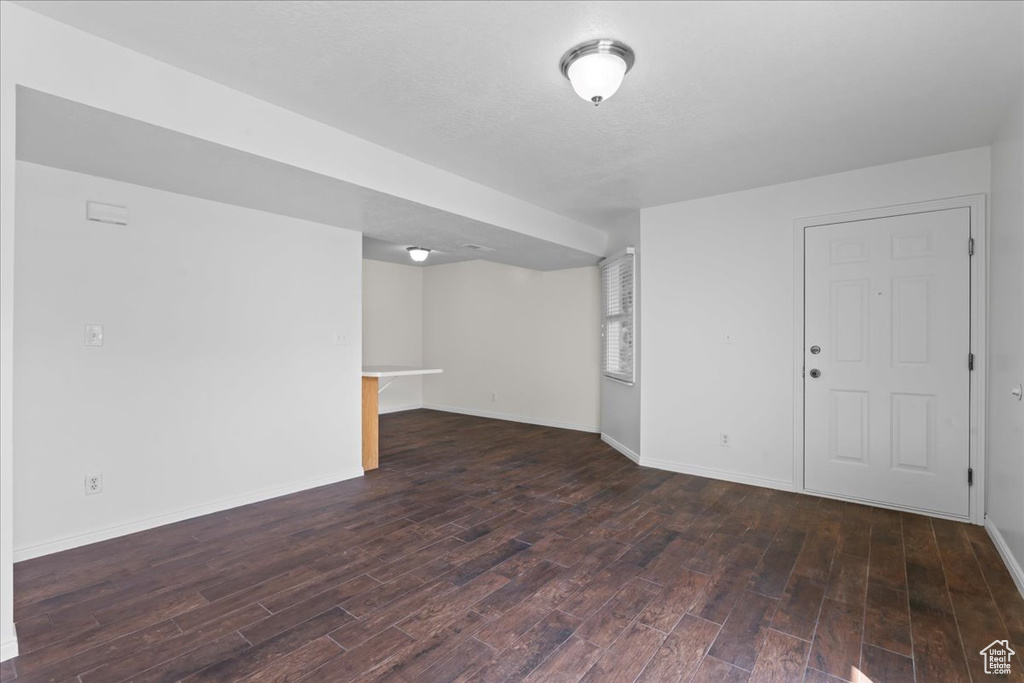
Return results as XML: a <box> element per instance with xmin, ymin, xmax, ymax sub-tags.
<box><xmin>601</xmin><ymin>249</ymin><xmax>634</xmax><ymax>384</ymax></box>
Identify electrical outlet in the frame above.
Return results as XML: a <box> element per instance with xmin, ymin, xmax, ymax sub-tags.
<box><xmin>333</xmin><ymin>331</ymin><xmax>349</xmax><ymax>345</ymax></box>
<box><xmin>491</xmin><ymin>392</ymin><xmax>498</xmax><ymax>402</ymax></box>
<box><xmin>85</xmin><ymin>473</ymin><xmax>103</xmax><ymax>495</ymax></box>
<box><xmin>720</xmin><ymin>433</ymin><xmax>730</xmax><ymax>447</ymax></box>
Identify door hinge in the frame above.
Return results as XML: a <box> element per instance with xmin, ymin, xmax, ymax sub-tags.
<box><xmin>968</xmin><ymin>468</ymin><xmax>974</xmax><ymax>486</ymax></box>
<box><xmin>969</xmin><ymin>237</ymin><xmax>975</xmax><ymax>256</ymax></box>
<box><xmin>969</xmin><ymin>353</ymin><xmax>975</xmax><ymax>371</ymax></box>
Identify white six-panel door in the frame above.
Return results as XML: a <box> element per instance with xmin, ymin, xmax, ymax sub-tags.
<box><xmin>803</xmin><ymin>208</ymin><xmax>971</xmax><ymax>517</ymax></box>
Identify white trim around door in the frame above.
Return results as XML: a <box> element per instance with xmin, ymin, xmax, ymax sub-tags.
<box><xmin>792</xmin><ymin>195</ymin><xmax>987</xmax><ymax>525</ymax></box>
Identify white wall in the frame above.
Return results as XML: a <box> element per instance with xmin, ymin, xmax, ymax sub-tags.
<box><xmin>363</xmin><ymin>259</ymin><xmax>424</xmax><ymax>413</ymax></box>
<box><xmin>641</xmin><ymin>148</ymin><xmax>991</xmax><ymax>490</ymax></box>
<box><xmin>0</xmin><ymin>10</ymin><xmax>15</xmax><ymax>659</ymax></box>
<box><xmin>423</xmin><ymin>260</ymin><xmax>601</xmax><ymax>432</ymax></box>
<box><xmin>987</xmin><ymin>85</ymin><xmax>1024</xmax><ymax>592</ymax></box>
<box><xmin>12</xmin><ymin>162</ymin><xmax>363</xmax><ymax>559</ymax></box>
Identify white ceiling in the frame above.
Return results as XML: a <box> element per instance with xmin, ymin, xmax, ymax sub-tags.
<box><xmin>16</xmin><ymin>89</ymin><xmax>599</xmax><ymax>270</ymax></box>
<box><xmin>15</xmin><ymin>0</ymin><xmax>1024</xmax><ymax>234</ymax></box>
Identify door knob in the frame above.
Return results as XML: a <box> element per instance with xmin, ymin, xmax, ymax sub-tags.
<box><xmin>809</xmin><ymin>368</ymin><xmax>821</xmax><ymax>379</ymax></box>
<box><xmin>810</xmin><ymin>345</ymin><xmax>821</xmax><ymax>355</ymax></box>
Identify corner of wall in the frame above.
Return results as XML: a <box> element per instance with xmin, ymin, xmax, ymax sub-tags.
<box><xmin>985</xmin><ymin>78</ymin><xmax>1024</xmax><ymax>600</ymax></box>
<box><xmin>600</xmin><ymin>433</ymin><xmax>640</xmax><ymax>464</ymax></box>
<box><xmin>0</xmin><ymin>3</ymin><xmax>19</xmax><ymax>662</ymax></box>
<box><xmin>986</xmin><ymin>517</ymin><xmax>1024</xmax><ymax>599</ymax></box>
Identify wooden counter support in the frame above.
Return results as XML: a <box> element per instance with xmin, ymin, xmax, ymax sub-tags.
<box><xmin>362</xmin><ymin>376</ymin><xmax>379</xmax><ymax>471</ymax></box>
<box><xmin>361</xmin><ymin>366</ymin><xmax>442</xmax><ymax>473</ymax></box>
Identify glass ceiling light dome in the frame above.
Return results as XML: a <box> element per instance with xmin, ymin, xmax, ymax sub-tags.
<box><xmin>559</xmin><ymin>39</ymin><xmax>636</xmax><ymax>106</ymax></box>
<box><xmin>407</xmin><ymin>246</ymin><xmax>431</xmax><ymax>262</ymax></box>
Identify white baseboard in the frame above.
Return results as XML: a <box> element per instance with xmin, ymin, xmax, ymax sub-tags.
<box><xmin>601</xmin><ymin>433</ymin><xmax>640</xmax><ymax>464</ymax></box>
<box><xmin>422</xmin><ymin>404</ymin><xmax>599</xmax><ymax>434</ymax></box>
<box><xmin>640</xmin><ymin>457</ymin><xmax>796</xmax><ymax>493</ymax></box>
<box><xmin>379</xmin><ymin>403</ymin><xmax>423</xmax><ymax>415</ymax></box>
<box><xmin>985</xmin><ymin>516</ymin><xmax>1024</xmax><ymax>600</ymax></box>
<box><xmin>13</xmin><ymin>469</ymin><xmax>363</xmax><ymax>562</ymax></box>
<box><xmin>0</xmin><ymin>629</ymin><xmax>18</xmax><ymax>663</ymax></box>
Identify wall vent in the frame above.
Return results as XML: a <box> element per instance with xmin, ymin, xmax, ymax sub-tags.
<box><xmin>87</xmin><ymin>201</ymin><xmax>128</xmax><ymax>225</ymax></box>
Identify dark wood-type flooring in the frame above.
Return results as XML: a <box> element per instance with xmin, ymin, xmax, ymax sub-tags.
<box><xmin>4</xmin><ymin>409</ymin><xmax>1023</xmax><ymax>682</ymax></box>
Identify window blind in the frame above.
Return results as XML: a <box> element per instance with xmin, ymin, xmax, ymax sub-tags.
<box><xmin>601</xmin><ymin>251</ymin><xmax>634</xmax><ymax>384</ymax></box>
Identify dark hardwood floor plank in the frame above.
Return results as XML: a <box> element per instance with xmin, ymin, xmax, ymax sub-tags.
<box><xmin>858</xmin><ymin>643</ymin><xmax>915</xmax><ymax>683</ymax></box>
<box><xmin>260</xmin><ymin>570</ymin><xmax>380</xmax><ymax>616</ymax></box>
<box><xmin>903</xmin><ymin>513</ymin><xmax>972</xmax><ymax>683</ymax></box>
<box><xmin>574</xmin><ymin>577</ymin><xmax>661</xmax><ymax>647</ymax></box>
<box><xmin>241</xmin><ymin>636</ymin><xmax>342</xmax><ymax>683</ymax></box>
<box><xmin>4</xmin><ymin>410</ymin><xmax>1015</xmax><ymax>683</ymax></box>
<box><xmin>473</xmin><ymin>560</ymin><xmax>565</xmax><ymax>619</ymax></box>
<box><xmin>803</xmin><ymin>667</ymin><xmax>848</xmax><ymax>683</ymax></box>
<box><xmin>183</xmin><ymin>607</ymin><xmax>351</xmax><ymax>681</ymax></box>
<box><xmin>707</xmin><ymin>590</ymin><xmax>778</xmax><ymax>671</ymax></box>
<box><xmin>12</xmin><ymin>618</ymin><xmax>182</xmax><ymax>680</ymax></box>
<box><xmin>395</xmin><ymin>571</ymin><xmax>508</xmax><ymax>639</ymax></box>
<box><xmin>468</xmin><ymin>609</ymin><xmax>580</xmax><ymax>681</ymax></box>
<box><xmin>808</xmin><ymin>598</ymin><xmax>863</xmax><ymax>681</ymax></box>
<box><xmin>867</xmin><ymin>508</ymin><xmax>906</xmax><ymax>592</ymax></box>
<box><xmin>578</xmin><ymin>621</ymin><xmax>667</xmax><ymax>683</ymax></box>
<box><xmin>690</xmin><ymin>563</ymin><xmax>757</xmax><ymax>625</ymax></box>
<box><xmin>366</xmin><ymin>609</ymin><xmax>488</xmax><ymax>682</ymax></box>
<box><xmin>522</xmin><ymin>635</ymin><xmax>604</xmax><ymax>683</ymax></box>
<box><xmin>637</xmin><ymin>568</ymin><xmax>709</xmax><ymax>632</ymax></box>
<box><xmin>327</xmin><ymin>579</ymin><xmax>457</xmax><ymax>650</ymax></box>
<box><xmin>790</xmin><ymin>528</ymin><xmax>838</xmax><ymax>585</ymax></box>
<box><xmin>771</xmin><ymin>575</ymin><xmax>827</xmax><ymax>642</ymax></box>
<box><xmin>748</xmin><ymin>529</ymin><xmax>807</xmax><ymax>599</ymax></box>
<box><xmin>964</xmin><ymin>525</ymin><xmax>1024</xmax><ymax>669</ymax></box>
<box><xmin>824</xmin><ymin>552</ymin><xmax>868</xmax><ymax>608</ymax></box>
<box><xmin>556</xmin><ymin>561</ymin><xmax>642</xmax><ymax>620</ymax></box>
<box><xmin>862</xmin><ymin>583</ymin><xmax>912</xmax><ymax>657</ymax></box>
<box><xmin>80</xmin><ymin>604</ymin><xmax>270</xmax><ymax>683</ymax></box>
<box><xmin>130</xmin><ymin>632</ymin><xmax>252</xmax><ymax>683</ymax></box>
<box><xmin>836</xmin><ymin>503</ymin><xmax>872</xmax><ymax>560</ymax></box>
<box><xmin>933</xmin><ymin>518</ymin><xmax>1018</xmax><ymax>681</ymax></box>
<box><xmin>173</xmin><ymin>565</ymin><xmax>320</xmax><ymax>632</ymax></box>
<box><xmin>415</xmin><ymin>636</ymin><xmax>495</xmax><ymax>683</ymax></box>
<box><xmin>690</xmin><ymin>654</ymin><xmax>750</xmax><ymax>682</ymax></box>
<box><xmin>299</xmin><ymin>626</ymin><xmax>413</xmax><ymax>682</ymax></box>
<box><xmin>635</xmin><ymin>614</ymin><xmax>720</xmax><ymax>682</ymax></box>
<box><xmin>240</xmin><ymin>580</ymin><xmax>361</xmax><ymax>646</ymax></box>
<box><xmin>747</xmin><ymin>628</ymin><xmax>809</xmax><ymax>682</ymax></box>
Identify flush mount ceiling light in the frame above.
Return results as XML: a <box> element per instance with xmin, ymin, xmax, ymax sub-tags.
<box><xmin>407</xmin><ymin>246</ymin><xmax>431</xmax><ymax>262</ymax></box>
<box><xmin>559</xmin><ymin>39</ymin><xmax>636</xmax><ymax>106</ymax></box>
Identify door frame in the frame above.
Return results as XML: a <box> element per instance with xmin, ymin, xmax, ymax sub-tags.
<box><xmin>792</xmin><ymin>195</ymin><xmax>987</xmax><ymax>524</ymax></box>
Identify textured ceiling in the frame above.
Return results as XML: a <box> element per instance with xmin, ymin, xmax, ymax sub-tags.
<box><xmin>14</xmin><ymin>1</ymin><xmax>1024</xmax><ymax>233</ymax></box>
<box><xmin>17</xmin><ymin>89</ymin><xmax>599</xmax><ymax>271</ymax></box>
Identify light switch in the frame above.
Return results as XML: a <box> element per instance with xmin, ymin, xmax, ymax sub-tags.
<box><xmin>724</xmin><ymin>333</ymin><xmax>735</xmax><ymax>345</ymax></box>
<box><xmin>85</xmin><ymin>324</ymin><xmax>104</xmax><ymax>346</ymax></box>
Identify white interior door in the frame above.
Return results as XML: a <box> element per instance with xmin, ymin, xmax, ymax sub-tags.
<box><xmin>803</xmin><ymin>207</ymin><xmax>971</xmax><ymax>517</ymax></box>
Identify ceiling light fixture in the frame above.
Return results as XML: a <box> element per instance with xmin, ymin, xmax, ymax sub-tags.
<box><xmin>407</xmin><ymin>246</ymin><xmax>431</xmax><ymax>263</ymax></box>
<box><xmin>559</xmin><ymin>39</ymin><xmax>635</xmax><ymax>106</ymax></box>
